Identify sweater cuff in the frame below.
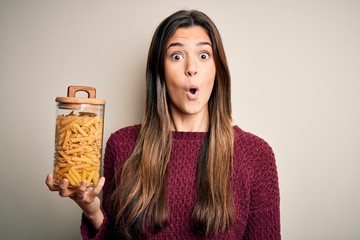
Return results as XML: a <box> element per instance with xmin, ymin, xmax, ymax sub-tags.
<box><xmin>80</xmin><ymin>208</ymin><xmax>110</xmax><ymax>240</ymax></box>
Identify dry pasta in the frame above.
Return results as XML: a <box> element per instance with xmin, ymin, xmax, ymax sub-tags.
<box><xmin>53</xmin><ymin>111</ymin><xmax>103</xmax><ymax>187</ymax></box>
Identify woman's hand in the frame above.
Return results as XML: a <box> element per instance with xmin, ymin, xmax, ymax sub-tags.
<box><xmin>45</xmin><ymin>174</ymin><xmax>105</xmax><ymax>230</ymax></box>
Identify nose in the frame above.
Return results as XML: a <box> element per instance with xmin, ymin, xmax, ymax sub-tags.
<box><xmin>185</xmin><ymin>57</ymin><xmax>197</xmax><ymax>77</ymax></box>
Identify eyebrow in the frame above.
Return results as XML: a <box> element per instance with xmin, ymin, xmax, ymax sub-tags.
<box><xmin>166</xmin><ymin>41</ymin><xmax>212</xmax><ymax>50</ymax></box>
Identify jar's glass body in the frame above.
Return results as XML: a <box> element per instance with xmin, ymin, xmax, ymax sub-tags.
<box><xmin>53</xmin><ymin>103</ymin><xmax>104</xmax><ymax>187</ymax></box>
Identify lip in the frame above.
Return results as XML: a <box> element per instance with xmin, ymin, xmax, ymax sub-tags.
<box><xmin>186</xmin><ymin>84</ymin><xmax>199</xmax><ymax>100</ymax></box>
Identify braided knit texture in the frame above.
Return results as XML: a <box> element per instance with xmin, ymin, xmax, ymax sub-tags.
<box><xmin>81</xmin><ymin>124</ymin><xmax>281</xmax><ymax>239</ymax></box>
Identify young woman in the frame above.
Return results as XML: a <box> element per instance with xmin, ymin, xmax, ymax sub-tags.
<box><xmin>46</xmin><ymin>9</ymin><xmax>281</xmax><ymax>239</ymax></box>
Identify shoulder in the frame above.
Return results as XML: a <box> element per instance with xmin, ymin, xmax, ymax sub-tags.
<box><xmin>232</xmin><ymin>125</ymin><xmax>276</xmax><ymax>176</ymax></box>
<box><xmin>107</xmin><ymin>124</ymin><xmax>141</xmax><ymax>146</ymax></box>
<box><xmin>233</xmin><ymin>125</ymin><xmax>274</xmax><ymax>156</ymax></box>
<box><xmin>104</xmin><ymin>124</ymin><xmax>141</xmax><ymax>170</ymax></box>
<box><xmin>104</xmin><ymin>124</ymin><xmax>140</xmax><ymax>159</ymax></box>
<box><xmin>232</xmin><ymin>126</ymin><xmax>280</xmax><ymax>211</ymax></box>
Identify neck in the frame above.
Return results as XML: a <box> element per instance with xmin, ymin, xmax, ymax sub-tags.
<box><xmin>170</xmin><ymin>107</ymin><xmax>209</xmax><ymax>132</ymax></box>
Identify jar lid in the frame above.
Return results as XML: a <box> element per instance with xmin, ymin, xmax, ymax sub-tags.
<box><xmin>55</xmin><ymin>86</ymin><xmax>106</xmax><ymax>107</ymax></box>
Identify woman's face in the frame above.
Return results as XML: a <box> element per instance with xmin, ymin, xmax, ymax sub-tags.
<box><xmin>164</xmin><ymin>26</ymin><xmax>216</xmax><ymax>121</ymax></box>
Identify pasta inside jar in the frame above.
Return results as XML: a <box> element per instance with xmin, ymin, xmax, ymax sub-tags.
<box><xmin>53</xmin><ymin>111</ymin><xmax>103</xmax><ymax>187</ymax></box>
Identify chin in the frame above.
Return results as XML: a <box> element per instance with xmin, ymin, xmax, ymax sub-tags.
<box><xmin>184</xmin><ymin>106</ymin><xmax>206</xmax><ymax>116</ymax></box>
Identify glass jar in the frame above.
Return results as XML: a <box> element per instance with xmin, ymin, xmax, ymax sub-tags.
<box><xmin>53</xmin><ymin>86</ymin><xmax>106</xmax><ymax>188</ymax></box>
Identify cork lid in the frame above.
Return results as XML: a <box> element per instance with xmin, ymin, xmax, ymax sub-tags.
<box><xmin>56</xmin><ymin>86</ymin><xmax>106</xmax><ymax>109</ymax></box>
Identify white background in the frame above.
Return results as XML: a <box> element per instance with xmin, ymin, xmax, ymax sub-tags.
<box><xmin>0</xmin><ymin>0</ymin><xmax>359</xmax><ymax>239</ymax></box>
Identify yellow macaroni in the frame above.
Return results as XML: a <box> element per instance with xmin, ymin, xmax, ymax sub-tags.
<box><xmin>53</xmin><ymin>112</ymin><xmax>103</xmax><ymax>187</ymax></box>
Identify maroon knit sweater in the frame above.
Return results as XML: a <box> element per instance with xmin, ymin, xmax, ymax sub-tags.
<box><xmin>81</xmin><ymin>124</ymin><xmax>280</xmax><ymax>239</ymax></box>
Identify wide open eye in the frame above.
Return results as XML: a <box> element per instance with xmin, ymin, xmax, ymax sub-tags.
<box><xmin>200</xmin><ymin>52</ymin><xmax>210</xmax><ymax>60</ymax></box>
<box><xmin>170</xmin><ymin>53</ymin><xmax>183</xmax><ymax>61</ymax></box>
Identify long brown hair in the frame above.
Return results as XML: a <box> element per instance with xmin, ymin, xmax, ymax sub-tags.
<box><xmin>111</xmin><ymin>9</ymin><xmax>234</xmax><ymax>238</ymax></box>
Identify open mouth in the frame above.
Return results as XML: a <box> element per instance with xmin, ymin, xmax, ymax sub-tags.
<box><xmin>189</xmin><ymin>88</ymin><xmax>197</xmax><ymax>95</ymax></box>
<box><xmin>186</xmin><ymin>87</ymin><xmax>199</xmax><ymax>100</ymax></box>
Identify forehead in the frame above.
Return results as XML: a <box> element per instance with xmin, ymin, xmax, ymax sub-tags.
<box><xmin>166</xmin><ymin>26</ymin><xmax>211</xmax><ymax>45</ymax></box>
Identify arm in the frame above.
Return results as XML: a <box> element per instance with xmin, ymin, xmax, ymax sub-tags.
<box><xmin>243</xmin><ymin>139</ymin><xmax>281</xmax><ymax>240</ymax></box>
<box><xmin>80</xmin><ymin>132</ymin><xmax>118</xmax><ymax>239</ymax></box>
<box><xmin>80</xmin><ymin>125</ymin><xmax>140</xmax><ymax>239</ymax></box>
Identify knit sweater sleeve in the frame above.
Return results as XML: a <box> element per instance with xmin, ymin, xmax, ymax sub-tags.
<box><xmin>243</xmin><ymin>134</ymin><xmax>281</xmax><ymax>240</ymax></box>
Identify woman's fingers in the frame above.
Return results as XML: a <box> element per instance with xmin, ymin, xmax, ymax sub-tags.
<box><xmin>76</xmin><ymin>177</ymin><xmax>105</xmax><ymax>202</ymax></box>
<box><xmin>45</xmin><ymin>174</ymin><xmax>59</xmax><ymax>191</ymax></box>
<box><xmin>46</xmin><ymin>174</ymin><xmax>76</xmax><ymax>198</ymax></box>
<box><xmin>92</xmin><ymin>177</ymin><xmax>105</xmax><ymax>196</ymax></box>
<box><xmin>75</xmin><ymin>180</ymin><xmax>88</xmax><ymax>200</ymax></box>
<box><xmin>58</xmin><ymin>179</ymin><xmax>76</xmax><ymax>198</ymax></box>
<box><xmin>46</xmin><ymin>174</ymin><xmax>104</xmax><ymax>202</ymax></box>
<box><xmin>46</xmin><ymin>174</ymin><xmax>104</xmax><ymax>218</ymax></box>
